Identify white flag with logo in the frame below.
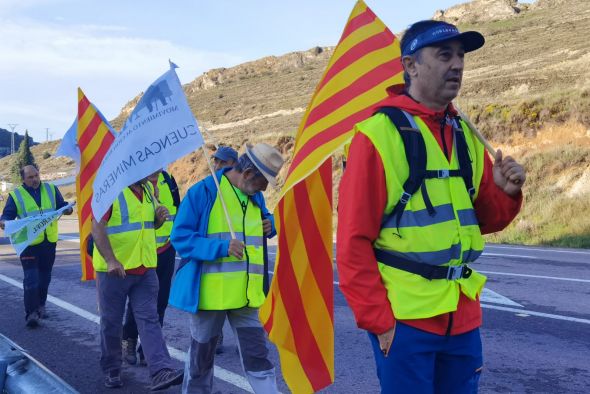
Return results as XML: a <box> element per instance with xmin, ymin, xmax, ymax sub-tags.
<box><xmin>91</xmin><ymin>61</ymin><xmax>204</xmax><ymax>220</ymax></box>
<box><xmin>3</xmin><ymin>202</ymin><xmax>75</xmax><ymax>256</ymax></box>
<box><xmin>55</xmin><ymin>118</ymin><xmax>80</xmax><ymax>166</ymax></box>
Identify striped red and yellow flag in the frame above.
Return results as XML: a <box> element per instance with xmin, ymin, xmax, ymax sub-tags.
<box><xmin>76</xmin><ymin>88</ymin><xmax>116</xmax><ymax>281</ymax></box>
<box><xmin>259</xmin><ymin>1</ymin><xmax>403</xmax><ymax>392</ymax></box>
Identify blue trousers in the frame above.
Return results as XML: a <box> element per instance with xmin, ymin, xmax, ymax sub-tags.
<box><xmin>369</xmin><ymin>322</ymin><xmax>483</xmax><ymax>394</ymax></box>
<box><xmin>123</xmin><ymin>246</ymin><xmax>176</xmax><ymax>340</ymax></box>
<box><xmin>97</xmin><ymin>270</ymin><xmax>175</xmax><ymax>376</ymax></box>
<box><xmin>20</xmin><ymin>241</ymin><xmax>56</xmax><ymax>317</ymax></box>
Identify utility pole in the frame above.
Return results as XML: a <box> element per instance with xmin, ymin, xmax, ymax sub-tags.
<box><xmin>46</xmin><ymin>128</ymin><xmax>50</xmax><ymax>142</ymax></box>
<box><xmin>7</xmin><ymin>124</ymin><xmax>18</xmax><ymax>155</ymax></box>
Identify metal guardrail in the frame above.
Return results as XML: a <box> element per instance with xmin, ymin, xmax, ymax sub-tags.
<box><xmin>0</xmin><ymin>333</ymin><xmax>78</xmax><ymax>393</ymax></box>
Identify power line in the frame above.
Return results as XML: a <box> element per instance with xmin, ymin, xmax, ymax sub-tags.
<box><xmin>7</xmin><ymin>124</ymin><xmax>18</xmax><ymax>155</ymax></box>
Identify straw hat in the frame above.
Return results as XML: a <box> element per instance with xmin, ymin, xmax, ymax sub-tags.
<box><xmin>245</xmin><ymin>143</ymin><xmax>284</xmax><ymax>186</ymax></box>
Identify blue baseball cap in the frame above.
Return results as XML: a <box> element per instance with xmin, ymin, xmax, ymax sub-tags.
<box><xmin>401</xmin><ymin>21</ymin><xmax>485</xmax><ymax>57</ymax></box>
<box><xmin>213</xmin><ymin>146</ymin><xmax>238</xmax><ymax>162</ymax></box>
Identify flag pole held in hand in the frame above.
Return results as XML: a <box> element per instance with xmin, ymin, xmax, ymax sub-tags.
<box><xmin>455</xmin><ymin>105</ymin><xmax>521</xmax><ymax>185</ymax></box>
<box><xmin>455</xmin><ymin>105</ymin><xmax>496</xmax><ymax>156</ymax></box>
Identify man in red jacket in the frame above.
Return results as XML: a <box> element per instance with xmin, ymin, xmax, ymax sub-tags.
<box><xmin>337</xmin><ymin>20</ymin><xmax>526</xmax><ymax>393</ymax></box>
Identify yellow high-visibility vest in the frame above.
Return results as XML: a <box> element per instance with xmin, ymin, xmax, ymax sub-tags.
<box><xmin>199</xmin><ymin>176</ymin><xmax>265</xmax><ymax>310</ymax></box>
<box><xmin>92</xmin><ymin>187</ymin><xmax>157</xmax><ymax>272</ymax></box>
<box><xmin>357</xmin><ymin>112</ymin><xmax>488</xmax><ymax>320</ymax></box>
<box><xmin>9</xmin><ymin>183</ymin><xmax>58</xmax><ymax>245</ymax></box>
<box><xmin>154</xmin><ymin>173</ymin><xmax>177</xmax><ymax>248</ymax></box>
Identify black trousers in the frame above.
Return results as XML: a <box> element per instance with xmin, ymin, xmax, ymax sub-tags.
<box><xmin>20</xmin><ymin>240</ymin><xmax>56</xmax><ymax>316</ymax></box>
<box><xmin>122</xmin><ymin>245</ymin><xmax>176</xmax><ymax>340</ymax></box>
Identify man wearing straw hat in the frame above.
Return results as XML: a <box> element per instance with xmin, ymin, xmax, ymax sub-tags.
<box><xmin>337</xmin><ymin>20</ymin><xmax>526</xmax><ymax>393</ymax></box>
<box><xmin>170</xmin><ymin>143</ymin><xmax>284</xmax><ymax>393</ymax></box>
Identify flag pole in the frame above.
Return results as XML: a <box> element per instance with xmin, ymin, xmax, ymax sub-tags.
<box><xmin>200</xmin><ymin>124</ymin><xmax>219</xmax><ymax>149</ymax></box>
<box><xmin>455</xmin><ymin>105</ymin><xmax>496</xmax><ymax>157</ymax></box>
<box><xmin>201</xmin><ymin>145</ymin><xmax>236</xmax><ymax>239</ymax></box>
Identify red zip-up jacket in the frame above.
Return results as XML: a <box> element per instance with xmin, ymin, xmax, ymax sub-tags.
<box><xmin>336</xmin><ymin>87</ymin><xmax>522</xmax><ymax>336</ymax></box>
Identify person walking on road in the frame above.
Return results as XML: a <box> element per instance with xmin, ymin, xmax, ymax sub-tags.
<box><xmin>91</xmin><ymin>178</ymin><xmax>183</xmax><ymax>390</ymax></box>
<box><xmin>337</xmin><ymin>20</ymin><xmax>526</xmax><ymax>393</ymax></box>
<box><xmin>170</xmin><ymin>143</ymin><xmax>284</xmax><ymax>394</ymax></box>
<box><xmin>122</xmin><ymin>169</ymin><xmax>180</xmax><ymax>366</ymax></box>
<box><xmin>0</xmin><ymin>164</ymin><xmax>73</xmax><ymax>328</ymax></box>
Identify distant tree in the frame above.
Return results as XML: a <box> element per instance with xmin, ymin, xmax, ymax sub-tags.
<box><xmin>11</xmin><ymin>130</ymin><xmax>37</xmax><ymax>184</ymax></box>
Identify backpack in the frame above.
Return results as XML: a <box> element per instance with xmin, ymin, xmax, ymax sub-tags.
<box><xmin>376</xmin><ymin>107</ymin><xmax>476</xmax><ymax>234</ymax></box>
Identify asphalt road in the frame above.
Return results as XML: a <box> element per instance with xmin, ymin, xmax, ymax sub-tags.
<box><xmin>1</xmin><ymin>220</ymin><xmax>589</xmax><ymax>393</ymax></box>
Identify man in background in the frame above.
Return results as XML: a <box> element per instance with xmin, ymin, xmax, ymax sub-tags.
<box><xmin>0</xmin><ymin>164</ymin><xmax>73</xmax><ymax>328</ymax></box>
<box><xmin>92</xmin><ymin>178</ymin><xmax>183</xmax><ymax>390</ymax></box>
<box><xmin>211</xmin><ymin>145</ymin><xmax>238</xmax><ymax>171</ymax></box>
<box><xmin>122</xmin><ymin>169</ymin><xmax>180</xmax><ymax>366</ymax></box>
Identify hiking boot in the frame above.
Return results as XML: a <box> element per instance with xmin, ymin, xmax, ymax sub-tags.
<box><xmin>150</xmin><ymin>368</ymin><xmax>183</xmax><ymax>391</ymax></box>
<box><xmin>104</xmin><ymin>369</ymin><xmax>123</xmax><ymax>388</ymax></box>
<box><xmin>25</xmin><ymin>312</ymin><xmax>39</xmax><ymax>328</ymax></box>
<box><xmin>38</xmin><ymin>305</ymin><xmax>48</xmax><ymax>319</ymax></box>
<box><xmin>122</xmin><ymin>338</ymin><xmax>138</xmax><ymax>365</ymax></box>
<box><xmin>215</xmin><ymin>332</ymin><xmax>224</xmax><ymax>354</ymax></box>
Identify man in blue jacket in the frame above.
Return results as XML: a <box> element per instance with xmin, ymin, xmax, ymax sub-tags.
<box><xmin>170</xmin><ymin>143</ymin><xmax>284</xmax><ymax>394</ymax></box>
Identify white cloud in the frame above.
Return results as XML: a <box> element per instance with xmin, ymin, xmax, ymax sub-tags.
<box><xmin>0</xmin><ymin>0</ymin><xmax>65</xmax><ymax>15</ymax></box>
<box><xmin>0</xmin><ymin>18</ymin><xmax>244</xmax><ymax>141</ymax></box>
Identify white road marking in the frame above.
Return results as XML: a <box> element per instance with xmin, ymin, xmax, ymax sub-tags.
<box><xmin>58</xmin><ymin>235</ymin><xmax>80</xmax><ymax>243</ymax></box>
<box><xmin>480</xmin><ymin>289</ymin><xmax>523</xmax><ymax>307</ymax></box>
<box><xmin>486</xmin><ymin>245</ymin><xmax>590</xmax><ymax>255</ymax></box>
<box><xmin>481</xmin><ymin>304</ymin><xmax>590</xmax><ymax>325</ymax></box>
<box><xmin>481</xmin><ymin>252</ymin><xmax>538</xmax><ymax>260</ymax></box>
<box><xmin>479</xmin><ymin>270</ymin><xmax>590</xmax><ymax>283</ymax></box>
<box><xmin>0</xmin><ymin>273</ymin><xmax>255</xmax><ymax>393</ymax></box>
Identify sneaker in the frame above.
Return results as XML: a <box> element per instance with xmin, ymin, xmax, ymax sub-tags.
<box><xmin>104</xmin><ymin>370</ymin><xmax>123</xmax><ymax>388</ymax></box>
<box><xmin>215</xmin><ymin>332</ymin><xmax>224</xmax><ymax>354</ymax></box>
<box><xmin>122</xmin><ymin>338</ymin><xmax>138</xmax><ymax>365</ymax></box>
<box><xmin>150</xmin><ymin>368</ymin><xmax>183</xmax><ymax>391</ymax></box>
<box><xmin>38</xmin><ymin>305</ymin><xmax>48</xmax><ymax>319</ymax></box>
<box><xmin>25</xmin><ymin>312</ymin><xmax>39</xmax><ymax>328</ymax></box>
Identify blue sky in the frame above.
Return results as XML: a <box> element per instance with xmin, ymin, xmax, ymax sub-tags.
<box><xmin>0</xmin><ymin>0</ymin><xmax>520</xmax><ymax>142</ymax></box>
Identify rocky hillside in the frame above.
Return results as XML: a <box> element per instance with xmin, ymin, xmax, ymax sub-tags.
<box><xmin>2</xmin><ymin>0</ymin><xmax>589</xmax><ymax>247</ymax></box>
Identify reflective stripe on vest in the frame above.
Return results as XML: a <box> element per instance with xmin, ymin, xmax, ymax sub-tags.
<box><xmin>92</xmin><ymin>187</ymin><xmax>157</xmax><ymax>272</ymax></box>
<box><xmin>9</xmin><ymin>183</ymin><xmax>58</xmax><ymax>245</ymax></box>
<box><xmin>207</xmin><ymin>232</ymin><xmax>264</xmax><ymax>247</ymax></box>
<box><xmin>357</xmin><ymin>112</ymin><xmax>488</xmax><ymax>320</ymax></box>
<box><xmin>201</xmin><ymin>260</ymin><xmax>266</xmax><ymax>275</ymax></box>
<box><xmin>198</xmin><ymin>176</ymin><xmax>265</xmax><ymax>310</ymax></box>
<box><xmin>155</xmin><ymin>172</ymin><xmax>178</xmax><ymax>248</ymax></box>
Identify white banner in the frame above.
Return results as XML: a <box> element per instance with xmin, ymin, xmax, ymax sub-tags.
<box><xmin>91</xmin><ymin>62</ymin><xmax>204</xmax><ymax>220</ymax></box>
<box><xmin>3</xmin><ymin>202</ymin><xmax>75</xmax><ymax>256</ymax></box>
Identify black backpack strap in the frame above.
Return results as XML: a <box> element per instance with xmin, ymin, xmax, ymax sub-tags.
<box><xmin>451</xmin><ymin>117</ymin><xmax>475</xmax><ymax>200</ymax></box>
<box><xmin>376</xmin><ymin>107</ymin><xmax>435</xmax><ymax>234</ymax></box>
<box><xmin>162</xmin><ymin>171</ymin><xmax>181</xmax><ymax>208</ymax></box>
<box><xmin>374</xmin><ymin>248</ymin><xmax>473</xmax><ymax>281</ymax></box>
